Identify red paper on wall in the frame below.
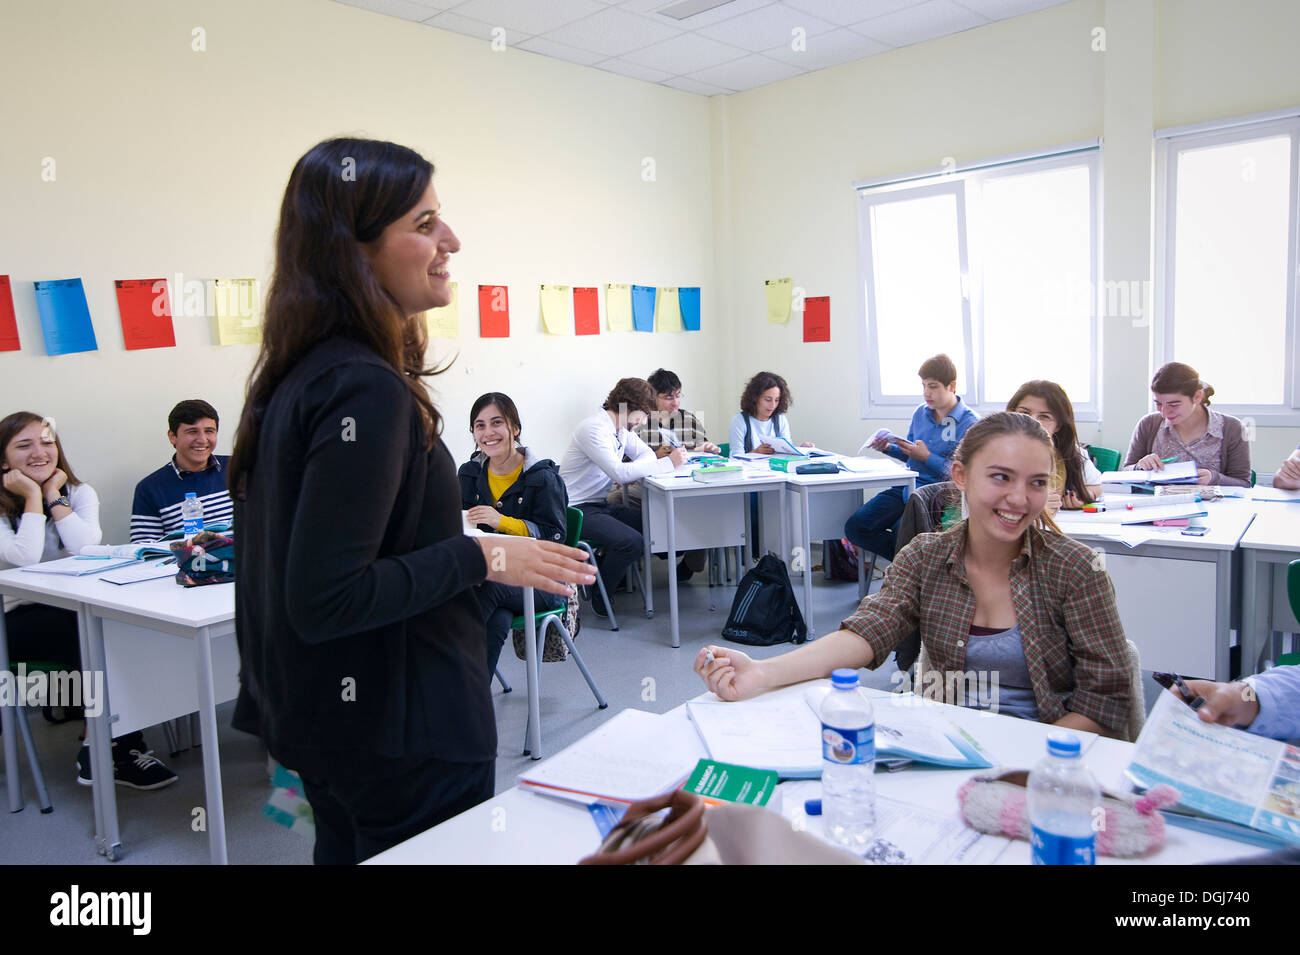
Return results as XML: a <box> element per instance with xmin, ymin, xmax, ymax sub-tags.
<box><xmin>479</xmin><ymin>285</ymin><xmax>510</xmax><ymax>338</ymax></box>
<box><xmin>0</xmin><ymin>275</ymin><xmax>18</xmax><ymax>351</ymax></box>
<box><xmin>803</xmin><ymin>296</ymin><xmax>830</xmax><ymax>343</ymax></box>
<box><xmin>574</xmin><ymin>287</ymin><xmax>600</xmax><ymax>336</ymax></box>
<box><xmin>115</xmin><ymin>278</ymin><xmax>177</xmax><ymax>350</ymax></box>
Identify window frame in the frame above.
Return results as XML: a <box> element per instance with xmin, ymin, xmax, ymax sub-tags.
<box><xmin>1154</xmin><ymin>112</ymin><xmax>1300</xmax><ymax>426</ymax></box>
<box><xmin>855</xmin><ymin>144</ymin><xmax>1102</xmax><ymax>422</ymax></box>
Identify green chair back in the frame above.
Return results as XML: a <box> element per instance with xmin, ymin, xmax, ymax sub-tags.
<box><xmin>719</xmin><ymin>442</ymin><xmax>730</xmax><ymax>458</ymax></box>
<box><xmin>1289</xmin><ymin>560</ymin><xmax>1300</xmax><ymax>624</ymax></box>
<box><xmin>1250</xmin><ymin>469</ymin><xmax>1257</xmax><ymax>487</ymax></box>
<box><xmin>565</xmin><ymin>506</ymin><xmax>584</xmax><ymax>548</ymax></box>
<box><xmin>1087</xmin><ymin>445</ymin><xmax>1122</xmax><ymax>473</ymax></box>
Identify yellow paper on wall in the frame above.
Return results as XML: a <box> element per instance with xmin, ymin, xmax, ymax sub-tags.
<box><xmin>765</xmin><ymin>278</ymin><xmax>792</xmax><ymax>325</ymax></box>
<box><xmin>211</xmin><ymin>278</ymin><xmax>261</xmax><ymax>345</ymax></box>
<box><xmin>540</xmin><ymin>285</ymin><xmax>572</xmax><ymax>335</ymax></box>
<box><xmin>656</xmin><ymin>287</ymin><xmax>682</xmax><ymax>332</ymax></box>
<box><xmin>426</xmin><ymin>281</ymin><xmax>459</xmax><ymax>339</ymax></box>
<box><xmin>606</xmin><ymin>283</ymin><xmax>633</xmax><ymax>332</ymax></box>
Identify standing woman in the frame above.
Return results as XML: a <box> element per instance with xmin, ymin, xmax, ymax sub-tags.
<box><xmin>1124</xmin><ymin>362</ymin><xmax>1251</xmax><ymax>487</ymax></box>
<box><xmin>228</xmin><ymin>139</ymin><xmax>594</xmax><ymax>865</ymax></box>
<box><xmin>459</xmin><ymin>392</ymin><xmax>568</xmax><ymax>674</ymax></box>
<box><xmin>1007</xmin><ymin>380</ymin><xmax>1101</xmax><ymax>511</ymax></box>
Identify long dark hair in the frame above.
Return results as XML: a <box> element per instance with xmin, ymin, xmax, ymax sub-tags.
<box><xmin>740</xmin><ymin>371</ymin><xmax>791</xmax><ymax>418</ymax></box>
<box><xmin>1007</xmin><ymin>380</ymin><xmax>1094</xmax><ymax>505</ymax></box>
<box><xmin>0</xmin><ymin>412</ymin><xmax>82</xmax><ymax>528</ymax></box>
<box><xmin>228</xmin><ymin>138</ymin><xmax>446</xmax><ymax>498</ymax></box>
<box><xmin>952</xmin><ymin>411</ymin><xmax>1061</xmax><ymax>533</ymax></box>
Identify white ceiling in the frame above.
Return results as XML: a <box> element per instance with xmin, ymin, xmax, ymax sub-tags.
<box><xmin>331</xmin><ymin>0</ymin><xmax>1072</xmax><ymax>94</ymax></box>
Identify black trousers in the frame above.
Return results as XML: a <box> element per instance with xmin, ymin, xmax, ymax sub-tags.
<box><xmin>576</xmin><ymin>501</ymin><xmax>643</xmax><ymax>593</ymax></box>
<box><xmin>299</xmin><ymin>756</ymin><xmax>495</xmax><ymax>865</ymax></box>
<box><xmin>475</xmin><ymin>581</ymin><xmax>562</xmax><ymax>673</ymax></box>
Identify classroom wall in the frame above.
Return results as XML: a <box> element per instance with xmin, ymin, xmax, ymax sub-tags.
<box><xmin>0</xmin><ymin>0</ymin><xmax>722</xmax><ymax>543</ymax></box>
<box><xmin>716</xmin><ymin>0</ymin><xmax>1300</xmax><ymax>472</ymax></box>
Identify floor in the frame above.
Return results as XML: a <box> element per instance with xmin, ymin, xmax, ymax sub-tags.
<box><xmin>0</xmin><ymin>550</ymin><xmax>1169</xmax><ymax>865</ymax></box>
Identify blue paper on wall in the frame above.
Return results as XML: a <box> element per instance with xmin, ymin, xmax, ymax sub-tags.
<box><xmin>679</xmin><ymin>287</ymin><xmax>701</xmax><ymax>331</ymax></box>
<box><xmin>631</xmin><ymin>285</ymin><xmax>656</xmax><ymax>333</ymax></box>
<box><xmin>34</xmin><ymin>278</ymin><xmax>98</xmax><ymax>356</ymax></box>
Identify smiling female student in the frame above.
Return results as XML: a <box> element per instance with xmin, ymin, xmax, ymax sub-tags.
<box><xmin>696</xmin><ymin>412</ymin><xmax>1133</xmax><ymax>739</ymax></box>
<box><xmin>728</xmin><ymin>371</ymin><xmax>813</xmax><ymax>454</ymax></box>
<box><xmin>1123</xmin><ymin>362</ymin><xmax>1251</xmax><ymax>487</ymax></box>
<box><xmin>1007</xmin><ymin>380</ymin><xmax>1101</xmax><ymax>511</ymax></box>
<box><xmin>459</xmin><ymin>392</ymin><xmax>568</xmax><ymax>672</ymax></box>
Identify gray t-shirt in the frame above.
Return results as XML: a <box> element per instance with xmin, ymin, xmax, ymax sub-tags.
<box><xmin>961</xmin><ymin>624</ymin><xmax>1040</xmax><ymax>722</ymax></box>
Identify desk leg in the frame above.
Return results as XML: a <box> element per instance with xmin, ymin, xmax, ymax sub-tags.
<box><xmin>642</xmin><ymin>488</ymin><xmax>654</xmax><ymax>618</ymax></box>
<box><xmin>523</xmin><ymin>587</ymin><xmax>541</xmax><ymax>760</ymax></box>
<box><xmin>778</xmin><ymin>486</ymin><xmax>790</xmax><ymax>584</ymax></box>
<box><xmin>1216</xmin><ymin>553</ymin><xmax>1232</xmax><ymax>682</ymax></box>
<box><xmin>0</xmin><ymin>611</ymin><xmax>21</xmax><ymax>813</ymax></box>
<box><xmin>80</xmin><ymin>611</ymin><xmax>122</xmax><ymax>861</ymax></box>
<box><xmin>667</xmin><ymin>491</ymin><xmax>679</xmax><ymax>649</ymax></box>
<box><xmin>194</xmin><ymin>627</ymin><xmax>228</xmax><ymax>865</ymax></box>
<box><xmin>801</xmin><ymin>488</ymin><xmax>815</xmax><ymax>639</ymax></box>
<box><xmin>1240</xmin><ymin>548</ymin><xmax>1260</xmax><ymax>678</ymax></box>
<box><xmin>742</xmin><ymin>493</ymin><xmax>753</xmax><ymax>572</ymax></box>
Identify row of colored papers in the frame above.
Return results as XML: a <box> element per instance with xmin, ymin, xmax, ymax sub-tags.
<box><xmin>425</xmin><ymin>283</ymin><xmax>702</xmax><ymax>339</ymax></box>
<box><xmin>0</xmin><ymin>275</ymin><xmax>261</xmax><ymax>354</ymax></box>
<box><xmin>764</xmin><ymin>277</ymin><xmax>831</xmax><ymax>343</ymax></box>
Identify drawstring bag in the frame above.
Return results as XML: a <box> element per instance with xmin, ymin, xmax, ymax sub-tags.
<box><xmin>170</xmin><ymin>530</ymin><xmax>235</xmax><ymax>587</ymax></box>
<box><xmin>721</xmin><ymin>554</ymin><xmax>807</xmax><ymax>646</ymax></box>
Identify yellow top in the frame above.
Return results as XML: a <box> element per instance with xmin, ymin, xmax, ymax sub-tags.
<box><xmin>488</xmin><ymin>462</ymin><xmax>527</xmax><ymax>537</ymax></box>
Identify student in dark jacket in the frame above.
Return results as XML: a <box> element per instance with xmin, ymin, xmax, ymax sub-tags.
<box><xmin>227</xmin><ymin>138</ymin><xmax>594</xmax><ymax>865</ymax></box>
<box><xmin>458</xmin><ymin>392</ymin><xmax>570</xmax><ymax>672</ymax></box>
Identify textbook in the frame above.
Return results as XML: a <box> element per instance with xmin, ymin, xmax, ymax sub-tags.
<box><xmin>686</xmin><ymin>683</ymin><xmax>993</xmax><ymax>779</ymax></box>
<box><xmin>1098</xmin><ymin>461</ymin><xmax>1198</xmax><ymax>485</ymax></box>
<box><xmin>21</xmin><ymin>555</ymin><xmax>138</xmax><ymax>577</ymax></box>
<box><xmin>1126</xmin><ymin>693</ymin><xmax>1300</xmax><ymax>847</ymax></box>
<box><xmin>692</xmin><ymin>465</ymin><xmax>743</xmax><ymax>483</ymax></box>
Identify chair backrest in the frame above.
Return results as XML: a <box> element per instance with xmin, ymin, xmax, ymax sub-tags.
<box><xmin>565</xmin><ymin>506</ymin><xmax>584</xmax><ymax>548</ymax></box>
<box><xmin>1123</xmin><ymin>639</ymin><xmax>1145</xmax><ymax>743</ymax></box>
<box><xmin>1250</xmin><ymin>468</ymin><xmax>1257</xmax><ymax>487</ymax></box>
<box><xmin>1086</xmin><ymin>445</ymin><xmax>1122</xmax><ymax>473</ymax></box>
<box><xmin>1289</xmin><ymin>560</ymin><xmax>1300</xmax><ymax>623</ymax></box>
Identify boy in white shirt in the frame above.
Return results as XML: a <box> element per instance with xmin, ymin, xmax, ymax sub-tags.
<box><xmin>560</xmin><ymin>379</ymin><xmax>685</xmax><ymax>616</ymax></box>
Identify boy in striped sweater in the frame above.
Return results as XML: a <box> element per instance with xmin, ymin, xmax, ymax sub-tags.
<box><xmin>130</xmin><ymin>399</ymin><xmax>233</xmax><ymax>542</ymax></box>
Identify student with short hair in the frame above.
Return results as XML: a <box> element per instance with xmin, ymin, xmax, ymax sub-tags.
<box><xmin>844</xmin><ymin>354</ymin><xmax>979</xmax><ymax>561</ymax></box>
<box><xmin>560</xmin><ymin>378</ymin><xmax>685</xmax><ymax>616</ymax></box>
<box><xmin>130</xmin><ymin>399</ymin><xmax>233</xmax><ymax>542</ymax></box>
<box><xmin>1</xmin><ymin>412</ymin><xmax>177</xmax><ymax>789</ymax></box>
<box><xmin>698</xmin><ymin>412</ymin><xmax>1133</xmax><ymax>739</ymax></box>
<box><xmin>728</xmin><ymin>371</ymin><xmax>811</xmax><ymax>454</ymax></box>
<box><xmin>459</xmin><ymin>392</ymin><xmax>568</xmax><ymax>672</ymax></box>
<box><xmin>1007</xmin><ymin>380</ymin><xmax>1101</xmax><ymax>511</ymax></box>
<box><xmin>1123</xmin><ymin>362</ymin><xmax>1251</xmax><ymax>486</ymax></box>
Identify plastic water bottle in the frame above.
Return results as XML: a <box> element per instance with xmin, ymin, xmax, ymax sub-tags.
<box><xmin>1027</xmin><ymin>731</ymin><xmax>1100</xmax><ymax>865</ymax></box>
<box><xmin>819</xmin><ymin>668</ymin><xmax>875</xmax><ymax>849</ymax></box>
<box><xmin>181</xmin><ymin>492</ymin><xmax>204</xmax><ymax>539</ymax></box>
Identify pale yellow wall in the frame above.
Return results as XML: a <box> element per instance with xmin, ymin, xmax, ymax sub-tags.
<box><xmin>0</xmin><ymin>0</ymin><xmax>720</xmax><ymax>543</ymax></box>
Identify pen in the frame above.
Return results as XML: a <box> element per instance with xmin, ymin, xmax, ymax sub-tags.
<box><xmin>703</xmin><ymin>648</ymin><xmax>716</xmax><ymax>664</ymax></box>
<box><xmin>1152</xmin><ymin>671</ymin><xmax>1206</xmax><ymax>711</ymax></box>
<box><xmin>74</xmin><ymin>556</ymin><xmax>112</xmax><ymax>560</ymax></box>
<box><xmin>1160</xmin><ymin>456</ymin><xmax>1179</xmax><ymax>463</ymax></box>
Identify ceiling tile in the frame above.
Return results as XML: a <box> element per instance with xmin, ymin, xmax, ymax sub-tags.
<box><xmin>445</xmin><ymin>0</ymin><xmax>606</xmax><ymax>36</ymax></box>
<box><xmin>852</xmin><ymin>0</ymin><xmax>989</xmax><ymax>47</ymax></box>
<box><xmin>332</xmin><ymin>0</ymin><xmax>448</xmax><ymax>22</ymax></box>
<box><xmin>761</xmin><ymin>27</ymin><xmax>891</xmax><ymax>71</ymax></box>
<box><xmin>616</xmin><ymin>0</ymin><xmax>773</xmax><ymax>31</ymax></box>
<box><xmin>594</xmin><ymin>58</ymin><xmax>675</xmax><ymax>82</ymax></box>
<box><xmin>621</xmin><ymin>30</ymin><xmax>748</xmax><ymax>73</ymax></box>
<box><xmin>696</xmin><ymin>3</ymin><xmax>837</xmax><ymax>53</ymax></box>
<box><xmin>687</xmin><ymin>52</ymin><xmax>804</xmax><ymax>91</ymax></box>
<box><xmin>541</xmin><ymin>6</ymin><xmax>682</xmax><ymax>58</ymax></box>
<box><xmin>515</xmin><ymin>36</ymin><xmax>610</xmax><ymax>65</ymax></box>
<box><xmin>782</xmin><ymin>0</ymin><xmax>919</xmax><ymax>27</ymax></box>
<box><xmin>954</xmin><ymin>0</ymin><xmax>1070</xmax><ymax>19</ymax></box>
<box><xmin>424</xmin><ymin>9</ymin><xmax>512</xmax><ymax>40</ymax></box>
<box><xmin>662</xmin><ymin>75</ymin><xmax>732</xmax><ymax>96</ymax></box>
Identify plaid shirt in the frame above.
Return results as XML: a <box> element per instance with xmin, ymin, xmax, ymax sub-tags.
<box><xmin>841</xmin><ymin>522</ymin><xmax>1132</xmax><ymax>735</ymax></box>
<box><xmin>635</xmin><ymin>409</ymin><xmax>710</xmax><ymax>451</ymax></box>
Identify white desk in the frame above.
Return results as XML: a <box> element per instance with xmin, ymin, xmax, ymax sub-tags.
<box><xmin>1239</xmin><ymin>498</ymin><xmax>1300</xmax><ymax>675</ymax></box>
<box><xmin>640</xmin><ymin>469</ymin><xmax>788</xmax><ymax>648</ymax></box>
<box><xmin>1054</xmin><ymin>499</ymin><xmax>1256</xmax><ymax>680</ymax></box>
<box><xmin>366</xmin><ymin>685</ymin><xmax>1256</xmax><ymax>866</ymax></box>
<box><xmin>0</xmin><ymin>568</ymin><xmax>236</xmax><ymax>863</ymax></box>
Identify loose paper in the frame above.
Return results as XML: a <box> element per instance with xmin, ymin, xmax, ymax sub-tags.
<box><xmin>655</xmin><ymin>286</ymin><xmax>682</xmax><ymax>332</ymax></box>
<box><xmin>479</xmin><ymin>284</ymin><xmax>510</xmax><ymax>338</ymax></box>
<box><xmin>115</xmin><ymin>278</ymin><xmax>176</xmax><ymax>350</ymax></box>
<box><xmin>679</xmin><ymin>286</ymin><xmax>701</xmax><ymax>331</ymax></box>
<box><xmin>574</xmin><ymin>286</ymin><xmax>600</xmax><ymax>335</ymax></box>
<box><xmin>34</xmin><ymin>278</ymin><xmax>98</xmax><ymax>355</ymax></box>
<box><xmin>606</xmin><ymin>284</ymin><xmax>632</xmax><ymax>332</ymax></box>
<box><xmin>631</xmin><ymin>284</ymin><xmax>656</xmax><ymax>333</ymax></box>
<box><xmin>426</xmin><ymin>281</ymin><xmax>458</xmax><ymax>339</ymax></box>
<box><xmin>803</xmin><ymin>295</ymin><xmax>829</xmax><ymax>342</ymax></box>
<box><xmin>765</xmin><ymin>277</ymin><xmax>792</xmax><ymax>324</ymax></box>
<box><xmin>210</xmin><ymin>278</ymin><xmax>261</xmax><ymax>345</ymax></box>
<box><xmin>539</xmin><ymin>284</ymin><xmax>571</xmax><ymax>335</ymax></box>
<box><xmin>0</xmin><ymin>275</ymin><xmax>18</xmax><ymax>351</ymax></box>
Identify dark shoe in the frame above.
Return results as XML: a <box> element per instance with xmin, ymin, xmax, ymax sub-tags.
<box><xmin>589</xmin><ymin>590</ymin><xmax>610</xmax><ymax>618</ymax></box>
<box><xmin>113</xmin><ymin>746</ymin><xmax>179</xmax><ymax>791</ymax></box>
<box><xmin>676</xmin><ymin>559</ymin><xmax>695</xmax><ymax>583</ymax></box>
<box><xmin>75</xmin><ymin>743</ymin><xmax>93</xmax><ymax>786</ymax></box>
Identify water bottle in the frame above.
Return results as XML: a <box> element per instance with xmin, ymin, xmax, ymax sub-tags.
<box><xmin>181</xmin><ymin>492</ymin><xmax>204</xmax><ymax>539</ymax></box>
<box><xmin>1027</xmin><ymin>731</ymin><xmax>1100</xmax><ymax>865</ymax></box>
<box><xmin>819</xmin><ymin>668</ymin><xmax>875</xmax><ymax>849</ymax></box>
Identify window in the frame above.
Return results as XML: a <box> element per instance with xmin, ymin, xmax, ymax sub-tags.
<box><xmin>856</xmin><ymin>145</ymin><xmax>1100</xmax><ymax>419</ymax></box>
<box><xmin>1156</xmin><ymin>112</ymin><xmax>1300</xmax><ymax>419</ymax></box>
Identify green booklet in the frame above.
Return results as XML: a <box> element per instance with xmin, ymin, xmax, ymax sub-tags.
<box><xmin>682</xmin><ymin>759</ymin><xmax>778</xmax><ymax>806</ymax></box>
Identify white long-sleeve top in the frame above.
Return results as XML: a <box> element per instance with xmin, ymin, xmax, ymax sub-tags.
<box><xmin>1</xmin><ymin>482</ymin><xmax>102</xmax><ymax>612</ymax></box>
<box><xmin>559</xmin><ymin>410</ymin><xmax>675</xmax><ymax>505</ymax></box>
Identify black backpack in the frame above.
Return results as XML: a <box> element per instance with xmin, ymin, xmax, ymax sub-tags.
<box><xmin>721</xmin><ymin>554</ymin><xmax>808</xmax><ymax>646</ymax></box>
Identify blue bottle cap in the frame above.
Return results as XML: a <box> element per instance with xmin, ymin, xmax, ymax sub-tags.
<box><xmin>804</xmin><ymin>798</ymin><xmax>822</xmax><ymax>816</ymax></box>
<box><xmin>1046</xmin><ymin>731</ymin><xmax>1082</xmax><ymax>758</ymax></box>
<box><xmin>184</xmin><ymin>491</ymin><xmax>197</xmax><ymax>499</ymax></box>
<box><xmin>830</xmin><ymin>669</ymin><xmax>859</xmax><ymax>689</ymax></box>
